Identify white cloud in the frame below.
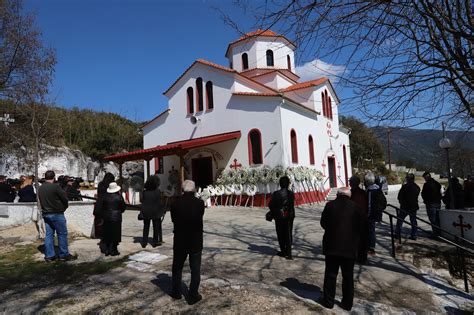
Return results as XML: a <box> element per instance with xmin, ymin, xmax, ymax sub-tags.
<box><xmin>295</xmin><ymin>59</ymin><xmax>346</xmax><ymax>83</ymax></box>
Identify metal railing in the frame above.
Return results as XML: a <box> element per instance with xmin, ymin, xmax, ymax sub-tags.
<box><xmin>384</xmin><ymin>203</ymin><xmax>473</xmax><ymax>293</ymax></box>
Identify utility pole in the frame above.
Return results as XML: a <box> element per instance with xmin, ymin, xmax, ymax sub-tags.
<box><xmin>387</xmin><ymin>128</ymin><xmax>392</xmax><ymax>171</ymax></box>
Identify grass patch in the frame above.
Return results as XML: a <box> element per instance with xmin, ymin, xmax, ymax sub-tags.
<box><xmin>0</xmin><ymin>242</ymin><xmax>125</xmax><ymax>291</ymax></box>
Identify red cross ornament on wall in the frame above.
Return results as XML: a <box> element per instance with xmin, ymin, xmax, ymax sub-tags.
<box><xmin>453</xmin><ymin>214</ymin><xmax>472</xmax><ymax>238</ymax></box>
<box><xmin>230</xmin><ymin>158</ymin><xmax>242</xmax><ymax>169</ymax></box>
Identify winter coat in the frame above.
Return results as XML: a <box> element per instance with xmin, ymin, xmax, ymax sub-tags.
<box><xmin>321</xmin><ymin>195</ymin><xmax>364</xmax><ymax>259</ymax></box>
<box><xmin>141</xmin><ymin>189</ymin><xmax>163</xmax><ymax>220</ymax></box>
<box><xmin>18</xmin><ymin>185</ymin><xmax>36</xmax><ymax>202</ymax></box>
<box><xmin>171</xmin><ymin>192</ymin><xmax>205</xmax><ymax>253</ymax></box>
<box><xmin>95</xmin><ymin>192</ymin><xmax>126</xmax><ymax>222</ymax></box>
<box><xmin>464</xmin><ymin>181</ymin><xmax>474</xmax><ymax>208</ymax></box>
<box><xmin>38</xmin><ymin>182</ymin><xmax>69</xmax><ymax>214</ymax></box>
<box><xmin>268</xmin><ymin>188</ymin><xmax>295</xmax><ymax>221</ymax></box>
<box><xmin>421</xmin><ymin>178</ymin><xmax>442</xmax><ymax>205</ymax></box>
<box><xmin>398</xmin><ymin>182</ymin><xmax>421</xmax><ymax>213</ymax></box>
<box><xmin>443</xmin><ymin>182</ymin><xmax>465</xmax><ymax>209</ymax></box>
<box><xmin>0</xmin><ymin>182</ymin><xmax>15</xmax><ymax>203</ymax></box>
<box><xmin>367</xmin><ymin>185</ymin><xmax>387</xmax><ymax>221</ymax></box>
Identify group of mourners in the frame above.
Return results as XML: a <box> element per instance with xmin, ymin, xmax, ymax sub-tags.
<box><xmin>13</xmin><ymin>168</ymin><xmax>474</xmax><ymax>309</ymax></box>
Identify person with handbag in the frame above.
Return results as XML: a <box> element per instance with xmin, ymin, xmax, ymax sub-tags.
<box><xmin>268</xmin><ymin>176</ymin><xmax>295</xmax><ymax>260</ymax></box>
<box><xmin>95</xmin><ymin>182</ymin><xmax>126</xmax><ymax>256</ymax></box>
<box><xmin>140</xmin><ymin>175</ymin><xmax>163</xmax><ymax>248</ymax></box>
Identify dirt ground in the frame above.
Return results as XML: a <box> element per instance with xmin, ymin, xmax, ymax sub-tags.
<box><xmin>1</xmin><ymin>198</ymin><xmax>474</xmax><ymax>314</ymax></box>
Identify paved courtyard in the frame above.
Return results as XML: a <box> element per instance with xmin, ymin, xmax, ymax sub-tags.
<box><xmin>1</xmin><ymin>191</ymin><xmax>474</xmax><ymax>313</ymax></box>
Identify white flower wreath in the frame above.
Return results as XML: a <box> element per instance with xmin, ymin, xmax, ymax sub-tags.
<box><xmin>271</xmin><ymin>165</ymin><xmax>286</xmax><ymax>183</ymax></box>
<box><xmin>225</xmin><ymin>184</ymin><xmax>235</xmax><ymax>195</ymax></box>
<box><xmin>294</xmin><ymin>166</ymin><xmax>305</xmax><ymax>182</ymax></box>
<box><xmin>235</xmin><ymin>168</ymin><xmax>249</xmax><ymax>185</ymax></box>
<box><xmin>214</xmin><ymin>185</ymin><xmax>225</xmax><ymax>195</ymax></box>
<box><xmin>259</xmin><ymin>165</ymin><xmax>272</xmax><ymax>184</ymax></box>
<box><xmin>247</xmin><ymin>169</ymin><xmax>259</xmax><ymax>184</ymax></box>
<box><xmin>200</xmin><ymin>188</ymin><xmax>211</xmax><ymax>201</ymax></box>
<box><xmin>244</xmin><ymin>184</ymin><xmax>258</xmax><ymax>196</ymax></box>
<box><xmin>226</xmin><ymin>168</ymin><xmax>237</xmax><ymax>184</ymax></box>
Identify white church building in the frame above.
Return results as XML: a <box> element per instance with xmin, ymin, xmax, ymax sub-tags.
<box><xmin>106</xmin><ymin>30</ymin><xmax>352</xmax><ymax>205</ymax></box>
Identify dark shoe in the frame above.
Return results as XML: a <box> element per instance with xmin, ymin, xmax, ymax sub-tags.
<box><xmin>152</xmin><ymin>241</ymin><xmax>162</xmax><ymax>248</ymax></box>
<box><xmin>140</xmin><ymin>242</ymin><xmax>147</xmax><ymax>249</ymax></box>
<box><xmin>318</xmin><ymin>298</ymin><xmax>334</xmax><ymax>309</ymax></box>
<box><xmin>341</xmin><ymin>303</ymin><xmax>352</xmax><ymax>311</ymax></box>
<box><xmin>409</xmin><ymin>236</ymin><xmax>417</xmax><ymax>240</ymax></box>
<box><xmin>110</xmin><ymin>250</ymin><xmax>120</xmax><ymax>256</ymax></box>
<box><xmin>285</xmin><ymin>255</ymin><xmax>294</xmax><ymax>260</ymax></box>
<box><xmin>276</xmin><ymin>251</ymin><xmax>285</xmax><ymax>257</ymax></box>
<box><xmin>44</xmin><ymin>256</ymin><xmax>56</xmax><ymax>263</ymax></box>
<box><xmin>188</xmin><ymin>293</ymin><xmax>202</xmax><ymax>305</ymax></box>
<box><xmin>59</xmin><ymin>254</ymin><xmax>78</xmax><ymax>262</ymax></box>
<box><xmin>170</xmin><ymin>291</ymin><xmax>182</xmax><ymax>300</ymax></box>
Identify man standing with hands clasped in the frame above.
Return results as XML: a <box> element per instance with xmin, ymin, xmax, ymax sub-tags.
<box><xmin>320</xmin><ymin>187</ymin><xmax>364</xmax><ymax>311</ymax></box>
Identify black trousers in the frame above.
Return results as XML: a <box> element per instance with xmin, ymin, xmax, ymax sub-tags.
<box><xmin>143</xmin><ymin>218</ymin><xmax>162</xmax><ymax>244</ymax></box>
<box><xmin>275</xmin><ymin>218</ymin><xmax>293</xmax><ymax>256</ymax></box>
<box><xmin>172</xmin><ymin>250</ymin><xmax>202</xmax><ymax>297</ymax></box>
<box><xmin>323</xmin><ymin>255</ymin><xmax>355</xmax><ymax>310</ymax></box>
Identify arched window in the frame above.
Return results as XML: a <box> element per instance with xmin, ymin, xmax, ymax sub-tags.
<box><xmin>290</xmin><ymin>129</ymin><xmax>298</xmax><ymax>163</ymax></box>
<box><xmin>328</xmin><ymin>96</ymin><xmax>332</xmax><ymax>120</ymax></box>
<box><xmin>196</xmin><ymin>77</ymin><xmax>203</xmax><ymax>112</ymax></box>
<box><xmin>266</xmin><ymin>50</ymin><xmax>274</xmax><ymax>67</ymax></box>
<box><xmin>321</xmin><ymin>92</ymin><xmax>326</xmax><ymax>117</ymax></box>
<box><xmin>287</xmin><ymin>55</ymin><xmax>291</xmax><ymax>70</ymax></box>
<box><xmin>308</xmin><ymin>135</ymin><xmax>315</xmax><ymax>165</ymax></box>
<box><xmin>324</xmin><ymin>90</ymin><xmax>329</xmax><ymax>118</ymax></box>
<box><xmin>206</xmin><ymin>81</ymin><xmax>214</xmax><ymax>110</ymax></box>
<box><xmin>187</xmin><ymin>87</ymin><xmax>194</xmax><ymax>114</ymax></box>
<box><xmin>242</xmin><ymin>53</ymin><xmax>249</xmax><ymax>70</ymax></box>
<box><xmin>248</xmin><ymin>129</ymin><xmax>263</xmax><ymax>165</ymax></box>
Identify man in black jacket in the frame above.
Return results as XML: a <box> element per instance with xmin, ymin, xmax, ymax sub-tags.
<box><xmin>396</xmin><ymin>173</ymin><xmax>421</xmax><ymax>240</ymax></box>
<box><xmin>268</xmin><ymin>176</ymin><xmax>295</xmax><ymax>259</ymax></box>
<box><xmin>365</xmin><ymin>172</ymin><xmax>387</xmax><ymax>256</ymax></box>
<box><xmin>320</xmin><ymin>187</ymin><xmax>364</xmax><ymax>311</ymax></box>
<box><xmin>421</xmin><ymin>172</ymin><xmax>442</xmax><ymax>236</ymax></box>
<box><xmin>170</xmin><ymin>180</ymin><xmax>205</xmax><ymax>304</ymax></box>
<box><xmin>38</xmin><ymin>170</ymin><xmax>77</xmax><ymax>262</ymax></box>
<box><xmin>0</xmin><ymin>175</ymin><xmax>16</xmax><ymax>202</ymax></box>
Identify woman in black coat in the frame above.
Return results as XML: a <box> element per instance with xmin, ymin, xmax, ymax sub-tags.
<box><xmin>141</xmin><ymin>175</ymin><xmax>164</xmax><ymax>248</ymax></box>
<box><xmin>94</xmin><ymin>173</ymin><xmax>115</xmax><ymax>240</ymax></box>
<box><xmin>18</xmin><ymin>176</ymin><xmax>36</xmax><ymax>202</ymax></box>
<box><xmin>96</xmin><ymin>182</ymin><xmax>126</xmax><ymax>256</ymax></box>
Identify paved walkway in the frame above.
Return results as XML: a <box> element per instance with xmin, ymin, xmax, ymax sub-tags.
<box><xmin>1</xmin><ymin>193</ymin><xmax>474</xmax><ymax>313</ymax></box>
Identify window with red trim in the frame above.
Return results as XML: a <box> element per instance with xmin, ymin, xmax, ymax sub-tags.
<box><xmin>196</xmin><ymin>77</ymin><xmax>203</xmax><ymax>112</ymax></box>
<box><xmin>328</xmin><ymin>96</ymin><xmax>332</xmax><ymax>120</ymax></box>
<box><xmin>321</xmin><ymin>92</ymin><xmax>326</xmax><ymax>117</ymax></box>
<box><xmin>187</xmin><ymin>87</ymin><xmax>194</xmax><ymax>114</ymax></box>
<box><xmin>242</xmin><ymin>53</ymin><xmax>248</xmax><ymax>70</ymax></box>
<box><xmin>266</xmin><ymin>50</ymin><xmax>274</xmax><ymax>67</ymax></box>
<box><xmin>287</xmin><ymin>55</ymin><xmax>291</xmax><ymax>71</ymax></box>
<box><xmin>308</xmin><ymin>135</ymin><xmax>315</xmax><ymax>165</ymax></box>
<box><xmin>206</xmin><ymin>81</ymin><xmax>214</xmax><ymax>110</ymax></box>
<box><xmin>248</xmin><ymin>129</ymin><xmax>263</xmax><ymax>165</ymax></box>
<box><xmin>290</xmin><ymin>129</ymin><xmax>298</xmax><ymax>163</ymax></box>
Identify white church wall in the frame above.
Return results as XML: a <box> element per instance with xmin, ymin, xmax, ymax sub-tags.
<box><xmin>230</xmin><ymin>41</ymin><xmax>258</xmax><ymax>72</ymax></box>
<box><xmin>284</xmin><ymin>89</ymin><xmax>315</xmax><ymax>110</ymax></box>
<box><xmin>255</xmin><ymin>39</ymin><xmax>295</xmax><ymax>70</ymax></box>
<box><xmin>233</xmin><ymin>80</ymin><xmax>262</xmax><ymax>93</ymax></box>
<box><xmin>251</xmin><ymin>72</ymin><xmax>295</xmax><ymax>90</ymax></box>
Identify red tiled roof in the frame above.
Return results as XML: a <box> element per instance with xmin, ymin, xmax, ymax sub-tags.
<box><xmin>104</xmin><ymin>131</ymin><xmax>241</xmax><ymax>162</ymax></box>
<box><xmin>280</xmin><ymin>78</ymin><xmax>329</xmax><ymax>92</ymax></box>
<box><xmin>225</xmin><ymin>29</ymin><xmax>296</xmax><ymax>57</ymax></box>
<box><xmin>232</xmin><ymin>92</ymin><xmax>280</xmax><ymax>97</ymax></box>
<box><xmin>140</xmin><ymin>109</ymin><xmax>170</xmax><ymax>129</ymax></box>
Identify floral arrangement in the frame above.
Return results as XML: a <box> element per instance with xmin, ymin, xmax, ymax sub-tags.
<box><xmin>271</xmin><ymin>165</ymin><xmax>286</xmax><ymax>183</ymax></box>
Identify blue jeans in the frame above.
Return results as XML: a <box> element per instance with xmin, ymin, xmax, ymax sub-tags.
<box><xmin>43</xmin><ymin>213</ymin><xmax>70</xmax><ymax>259</ymax></box>
<box><xmin>395</xmin><ymin>209</ymin><xmax>417</xmax><ymax>238</ymax></box>
<box><xmin>368</xmin><ymin>220</ymin><xmax>376</xmax><ymax>250</ymax></box>
<box><xmin>426</xmin><ymin>203</ymin><xmax>441</xmax><ymax>236</ymax></box>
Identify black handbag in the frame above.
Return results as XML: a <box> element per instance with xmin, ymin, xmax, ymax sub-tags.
<box><xmin>137</xmin><ymin>211</ymin><xmax>144</xmax><ymax>221</ymax></box>
<box><xmin>265</xmin><ymin>211</ymin><xmax>273</xmax><ymax>222</ymax></box>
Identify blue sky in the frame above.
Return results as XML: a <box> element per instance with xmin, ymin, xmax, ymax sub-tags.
<box><xmin>24</xmin><ymin>0</ymin><xmax>350</xmax><ymax>123</ymax></box>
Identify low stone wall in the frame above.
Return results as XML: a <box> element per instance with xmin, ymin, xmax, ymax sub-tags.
<box><xmin>0</xmin><ymin>201</ymin><xmax>95</xmax><ymax>237</ymax></box>
<box><xmin>439</xmin><ymin>209</ymin><xmax>474</xmax><ymax>243</ymax></box>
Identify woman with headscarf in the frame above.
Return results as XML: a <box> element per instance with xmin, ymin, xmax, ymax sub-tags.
<box><xmin>95</xmin><ymin>182</ymin><xmax>126</xmax><ymax>256</ymax></box>
<box><xmin>18</xmin><ymin>175</ymin><xmax>36</xmax><ymax>202</ymax></box>
<box><xmin>141</xmin><ymin>175</ymin><xmax>164</xmax><ymax>248</ymax></box>
<box><xmin>93</xmin><ymin>173</ymin><xmax>115</xmax><ymax>240</ymax></box>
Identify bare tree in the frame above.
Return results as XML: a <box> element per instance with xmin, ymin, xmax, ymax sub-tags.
<box><xmin>224</xmin><ymin>1</ymin><xmax>473</xmax><ymax>127</ymax></box>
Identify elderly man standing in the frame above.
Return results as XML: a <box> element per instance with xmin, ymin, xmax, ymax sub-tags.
<box><xmin>365</xmin><ymin>172</ymin><xmax>387</xmax><ymax>256</ymax></box>
<box><xmin>396</xmin><ymin>173</ymin><xmax>421</xmax><ymax>240</ymax></box>
<box><xmin>170</xmin><ymin>180</ymin><xmax>205</xmax><ymax>304</ymax></box>
<box><xmin>320</xmin><ymin>187</ymin><xmax>364</xmax><ymax>311</ymax></box>
<box><xmin>421</xmin><ymin>172</ymin><xmax>442</xmax><ymax>236</ymax></box>
<box><xmin>38</xmin><ymin>170</ymin><xmax>77</xmax><ymax>262</ymax></box>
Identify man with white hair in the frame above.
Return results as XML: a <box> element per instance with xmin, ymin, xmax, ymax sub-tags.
<box><xmin>365</xmin><ymin>172</ymin><xmax>387</xmax><ymax>256</ymax></box>
<box><xmin>170</xmin><ymin>180</ymin><xmax>205</xmax><ymax>305</ymax></box>
<box><xmin>320</xmin><ymin>187</ymin><xmax>364</xmax><ymax>311</ymax></box>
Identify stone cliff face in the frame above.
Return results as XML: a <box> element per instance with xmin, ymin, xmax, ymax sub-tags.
<box><xmin>0</xmin><ymin>145</ymin><xmax>143</xmax><ymax>181</ymax></box>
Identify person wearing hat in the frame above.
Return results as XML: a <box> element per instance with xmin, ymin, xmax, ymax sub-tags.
<box><xmin>320</xmin><ymin>187</ymin><xmax>364</xmax><ymax>311</ymax></box>
<box><xmin>421</xmin><ymin>172</ymin><xmax>442</xmax><ymax>236</ymax></box>
<box><xmin>95</xmin><ymin>182</ymin><xmax>126</xmax><ymax>256</ymax></box>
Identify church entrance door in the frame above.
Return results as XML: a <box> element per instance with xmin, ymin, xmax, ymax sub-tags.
<box><xmin>327</xmin><ymin>157</ymin><xmax>337</xmax><ymax>188</ymax></box>
<box><xmin>192</xmin><ymin>157</ymin><xmax>213</xmax><ymax>189</ymax></box>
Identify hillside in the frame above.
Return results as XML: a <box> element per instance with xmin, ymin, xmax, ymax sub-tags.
<box><xmin>372</xmin><ymin>127</ymin><xmax>474</xmax><ymax>176</ymax></box>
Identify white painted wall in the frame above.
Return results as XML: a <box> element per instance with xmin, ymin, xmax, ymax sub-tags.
<box><xmin>251</xmin><ymin>72</ymin><xmax>295</xmax><ymax>90</ymax></box>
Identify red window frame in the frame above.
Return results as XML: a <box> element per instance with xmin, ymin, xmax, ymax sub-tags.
<box><xmin>196</xmin><ymin>77</ymin><xmax>204</xmax><ymax>112</ymax></box>
<box><xmin>206</xmin><ymin>81</ymin><xmax>214</xmax><ymax>110</ymax></box>
<box><xmin>248</xmin><ymin>128</ymin><xmax>263</xmax><ymax>165</ymax></box>
<box><xmin>308</xmin><ymin>135</ymin><xmax>315</xmax><ymax>165</ymax></box>
<box><xmin>287</xmin><ymin>55</ymin><xmax>291</xmax><ymax>71</ymax></box>
<box><xmin>187</xmin><ymin>87</ymin><xmax>194</xmax><ymax>115</ymax></box>
<box><xmin>242</xmin><ymin>53</ymin><xmax>249</xmax><ymax>70</ymax></box>
<box><xmin>290</xmin><ymin>129</ymin><xmax>298</xmax><ymax>164</ymax></box>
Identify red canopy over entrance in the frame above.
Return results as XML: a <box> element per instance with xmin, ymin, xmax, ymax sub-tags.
<box><xmin>104</xmin><ymin>130</ymin><xmax>241</xmax><ymax>180</ymax></box>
